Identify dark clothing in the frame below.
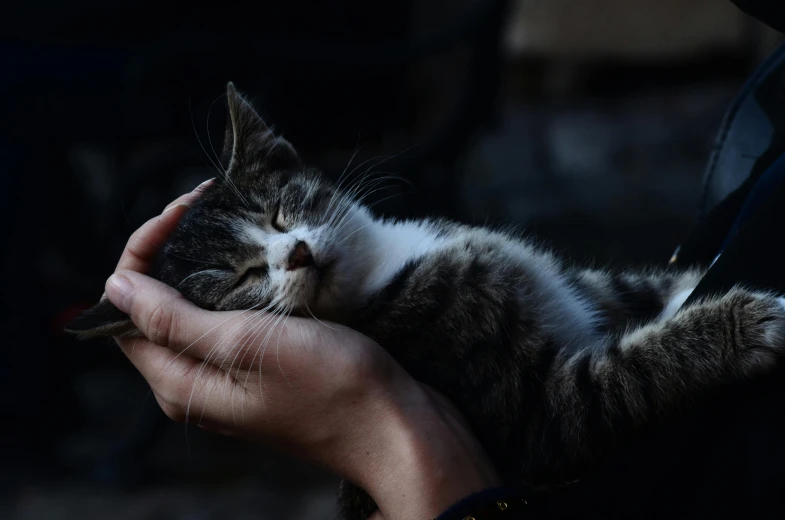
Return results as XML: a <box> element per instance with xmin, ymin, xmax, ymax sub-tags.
<box><xmin>437</xmin><ymin>4</ymin><xmax>785</xmax><ymax>520</ymax></box>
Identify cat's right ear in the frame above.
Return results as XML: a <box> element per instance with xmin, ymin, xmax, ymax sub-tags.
<box><xmin>222</xmin><ymin>82</ymin><xmax>302</xmax><ymax>173</ymax></box>
<box><xmin>65</xmin><ymin>298</ymin><xmax>139</xmax><ymax>340</ymax></box>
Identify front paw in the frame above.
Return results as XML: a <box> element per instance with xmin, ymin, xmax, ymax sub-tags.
<box><xmin>735</xmin><ymin>291</ymin><xmax>785</xmax><ymax>369</ymax></box>
<box><xmin>762</xmin><ymin>297</ymin><xmax>785</xmax><ymax>352</ymax></box>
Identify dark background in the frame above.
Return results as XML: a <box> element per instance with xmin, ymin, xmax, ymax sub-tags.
<box><xmin>1</xmin><ymin>2</ymin><xmax>781</xmax><ymax>518</ymax></box>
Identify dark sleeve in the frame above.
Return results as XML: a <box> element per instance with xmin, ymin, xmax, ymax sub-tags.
<box><xmin>434</xmin><ymin>486</ymin><xmax>546</xmax><ymax>520</ymax></box>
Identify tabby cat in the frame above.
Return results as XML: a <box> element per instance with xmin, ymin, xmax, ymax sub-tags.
<box><xmin>69</xmin><ymin>83</ymin><xmax>785</xmax><ymax>520</ymax></box>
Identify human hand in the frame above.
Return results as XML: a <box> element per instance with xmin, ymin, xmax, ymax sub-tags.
<box><xmin>104</xmin><ymin>183</ymin><xmax>502</xmax><ymax>520</ymax></box>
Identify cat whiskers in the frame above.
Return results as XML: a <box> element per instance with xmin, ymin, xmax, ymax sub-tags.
<box><xmin>205</xmin><ymin>93</ymin><xmax>227</xmax><ymax>173</ymax></box>
<box><xmin>339</xmin><ymin>145</ymin><xmax>416</xmax><ymax>193</ymax></box>
<box><xmin>223</xmin><ymin>301</ymin><xmax>286</xmax><ymax>420</ymax></box>
<box><xmin>158</xmin><ymin>305</ymin><xmax>264</xmax><ymax>453</ymax></box>
<box><xmin>129</xmin><ymin>233</ymin><xmax>227</xmax><ymax>268</ymax></box>
<box><xmin>304</xmin><ymin>301</ymin><xmax>338</xmax><ymax>331</ymax></box>
<box><xmin>336</xmin><ymin>178</ymin><xmax>400</xmax><ymax>227</ymax></box>
<box><xmin>189</xmin><ymin>97</ymin><xmax>252</xmax><ymax>211</ymax></box>
<box><xmin>176</xmin><ymin>269</ymin><xmax>230</xmax><ymax>289</ymax></box>
<box><xmin>184</xmin><ymin>299</ymin><xmax>283</xmax><ymax>439</ymax></box>
<box><xmin>328</xmin><ymin>174</ymin><xmax>402</xmax><ymax>238</ymax></box>
<box><xmin>157</xmin><ymin>306</ymin><xmax>260</xmax><ymax>383</ymax></box>
<box><xmin>321</xmin><ymin>146</ymin><xmax>415</xmax><ymax>228</ymax></box>
<box><xmin>191</xmin><ymin>296</ymin><xmax>287</xmax><ymax>425</ymax></box>
<box><xmin>322</xmin><ymin>165</ymin><xmax>377</xmax><ymax>227</ymax></box>
<box><xmin>321</xmin><ymin>141</ymin><xmax>365</xmax><ymax>222</ymax></box>
<box><xmin>332</xmin><ymin>223</ymin><xmax>372</xmax><ymax>249</ymax></box>
<box><xmin>241</xmin><ymin>303</ymin><xmax>294</xmax><ymax>418</ymax></box>
<box><xmin>325</xmin><ymin>172</ymin><xmax>400</xmax><ymax>232</ymax></box>
<box><xmin>273</xmin><ymin>306</ymin><xmax>296</xmax><ymax>391</ymax></box>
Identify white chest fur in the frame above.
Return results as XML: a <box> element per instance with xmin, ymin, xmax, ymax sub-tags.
<box><xmin>360</xmin><ymin>220</ymin><xmax>448</xmax><ymax>297</ymax></box>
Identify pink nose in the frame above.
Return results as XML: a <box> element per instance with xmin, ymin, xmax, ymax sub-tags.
<box><xmin>287</xmin><ymin>241</ymin><xmax>314</xmax><ymax>270</ymax></box>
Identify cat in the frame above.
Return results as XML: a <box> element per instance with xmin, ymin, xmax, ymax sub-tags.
<box><xmin>68</xmin><ymin>83</ymin><xmax>785</xmax><ymax>520</ymax></box>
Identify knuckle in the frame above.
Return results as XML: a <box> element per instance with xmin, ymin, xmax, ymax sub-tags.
<box><xmin>145</xmin><ymin>301</ymin><xmax>179</xmax><ymax>348</ymax></box>
<box><xmin>154</xmin><ymin>395</ymin><xmax>186</xmax><ymax>422</ymax></box>
<box><xmin>161</xmin><ymin>402</ymin><xmax>186</xmax><ymax>423</ymax></box>
<box><xmin>156</xmin><ymin>367</ymin><xmax>195</xmax><ymax>408</ymax></box>
<box><xmin>344</xmin><ymin>343</ymin><xmax>387</xmax><ymax>387</ymax></box>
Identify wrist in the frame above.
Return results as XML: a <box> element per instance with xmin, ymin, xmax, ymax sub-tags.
<box><xmin>361</xmin><ymin>378</ymin><xmax>503</xmax><ymax>520</ymax></box>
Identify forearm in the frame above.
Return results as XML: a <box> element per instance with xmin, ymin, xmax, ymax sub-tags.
<box><xmin>353</xmin><ymin>379</ymin><xmax>503</xmax><ymax>520</ymax></box>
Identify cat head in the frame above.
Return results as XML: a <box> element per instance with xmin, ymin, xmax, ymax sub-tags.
<box><xmin>68</xmin><ymin>83</ymin><xmax>378</xmax><ymax>339</ymax></box>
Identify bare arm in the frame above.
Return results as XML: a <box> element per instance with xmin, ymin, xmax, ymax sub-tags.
<box><xmin>104</xmin><ymin>187</ymin><xmax>501</xmax><ymax>520</ymax></box>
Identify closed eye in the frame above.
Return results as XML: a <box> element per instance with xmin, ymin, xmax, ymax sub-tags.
<box><xmin>235</xmin><ymin>265</ymin><xmax>268</xmax><ymax>288</ymax></box>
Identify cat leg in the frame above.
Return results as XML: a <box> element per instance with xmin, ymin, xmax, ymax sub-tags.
<box><xmin>569</xmin><ymin>267</ymin><xmax>705</xmax><ymax>331</ymax></box>
<box><xmin>542</xmin><ymin>286</ymin><xmax>785</xmax><ymax>471</ymax></box>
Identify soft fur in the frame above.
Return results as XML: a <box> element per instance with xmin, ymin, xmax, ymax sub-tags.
<box><xmin>68</xmin><ymin>83</ymin><xmax>785</xmax><ymax>520</ymax></box>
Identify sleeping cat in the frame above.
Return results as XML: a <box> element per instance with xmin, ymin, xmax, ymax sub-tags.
<box><xmin>68</xmin><ymin>83</ymin><xmax>785</xmax><ymax>520</ymax></box>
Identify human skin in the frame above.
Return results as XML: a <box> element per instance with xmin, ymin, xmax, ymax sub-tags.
<box><xmin>103</xmin><ymin>182</ymin><xmax>501</xmax><ymax>520</ymax></box>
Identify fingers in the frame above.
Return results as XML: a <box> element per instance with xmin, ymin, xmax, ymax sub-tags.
<box><xmin>161</xmin><ymin>177</ymin><xmax>213</xmax><ymax>212</ymax></box>
<box><xmin>104</xmin><ymin>266</ymin><xmax>349</xmax><ymax>370</ymax></box>
<box><xmin>105</xmin><ymin>266</ymin><xmax>323</xmax><ymax>373</ymax></box>
<box><xmin>115</xmin><ymin>178</ymin><xmax>214</xmax><ymax>273</ymax></box>
<box><xmin>117</xmin><ymin>335</ymin><xmax>236</xmax><ymax>424</ymax></box>
<box><xmin>105</xmin><ymin>269</ymin><xmax>269</xmax><ymax>363</ymax></box>
<box><xmin>114</xmin><ymin>205</ymin><xmax>189</xmax><ymax>274</ymax></box>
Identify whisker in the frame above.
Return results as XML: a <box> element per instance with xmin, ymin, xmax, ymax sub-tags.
<box><xmin>188</xmin><ymin>98</ymin><xmax>228</xmax><ymax>179</ymax></box>
<box><xmin>177</xmin><ymin>307</ymin><xmax>267</xmax><ymax>429</ymax></box>
<box><xmin>205</xmin><ymin>93</ymin><xmax>229</xmax><ymax>173</ymax></box>
<box><xmin>304</xmin><ymin>302</ymin><xmax>338</xmax><ymax>330</ymax></box>
<box><xmin>327</xmin><ymin>172</ymin><xmax>402</xmax><ymax>232</ymax></box>
<box><xmin>190</xmin><ymin>98</ymin><xmax>252</xmax><ymax>211</ymax></box>
<box><xmin>322</xmin><ymin>141</ymin><xmax>365</xmax><ymax>224</ymax></box>
<box><xmin>274</xmin><ymin>308</ymin><xmax>294</xmax><ymax>385</ymax></box>
<box><xmin>176</xmin><ymin>269</ymin><xmax>228</xmax><ymax>289</ymax></box>
<box><xmin>245</xmin><ymin>304</ymin><xmax>291</xmax><ymax>405</ymax></box>
<box><xmin>157</xmin><ymin>307</ymin><xmax>259</xmax><ymax>382</ymax></box>
<box><xmin>186</xmin><ymin>301</ymin><xmax>279</xmax><ymax>435</ymax></box>
<box><xmin>224</xmin><ymin>301</ymin><xmax>284</xmax><ymax>419</ymax></box>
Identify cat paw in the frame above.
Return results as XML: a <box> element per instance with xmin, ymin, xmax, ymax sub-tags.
<box><xmin>747</xmin><ymin>295</ymin><xmax>785</xmax><ymax>367</ymax></box>
<box><xmin>722</xmin><ymin>289</ymin><xmax>785</xmax><ymax>371</ymax></box>
<box><xmin>763</xmin><ymin>297</ymin><xmax>785</xmax><ymax>350</ymax></box>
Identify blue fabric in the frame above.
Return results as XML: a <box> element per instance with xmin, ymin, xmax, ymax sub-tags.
<box><xmin>698</xmin><ymin>41</ymin><xmax>785</xmax><ymax>216</ymax></box>
<box><xmin>719</xmin><ymin>151</ymin><xmax>785</xmax><ymax>255</ymax></box>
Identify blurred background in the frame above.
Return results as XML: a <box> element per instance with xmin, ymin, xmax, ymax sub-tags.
<box><xmin>1</xmin><ymin>1</ymin><xmax>782</xmax><ymax>518</ymax></box>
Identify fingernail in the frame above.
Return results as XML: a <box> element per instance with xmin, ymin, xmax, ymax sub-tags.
<box><xmin>194</xmin><ymin>177</ymin><xmax>215</xmax><ymax>192</ymax></box>
<box><xmin>162</xmin><ymin>202</ymin><xmax>190</xmax><ymax>215</ymax></box>
<box><xmin>106</xmin><ymin>274</ymin><xmax>134</xmax><ymax>313</ymax></box>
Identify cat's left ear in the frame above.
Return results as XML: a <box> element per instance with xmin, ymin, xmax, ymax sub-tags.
<box><xmin>222</xmin><ymin>82</ymin><xmax>302</xmax><ymax>172</ymax></box>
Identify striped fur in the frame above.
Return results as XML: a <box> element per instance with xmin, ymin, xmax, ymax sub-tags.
<box><xmin>68</xmin><ymin>85</ymin><xmax>785</xmax><ymax>520</ymax></box>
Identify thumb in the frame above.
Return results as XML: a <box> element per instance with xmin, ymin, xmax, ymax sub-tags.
<box><xmin>105</xmin><ymin>270</ymin><xmax>233</xmax><ymax>355</ymax></box>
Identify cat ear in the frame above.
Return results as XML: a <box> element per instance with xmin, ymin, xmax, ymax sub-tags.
<box><xmin>222</xmin><ymin>82</ymin><xmax>302</xmax><ymax>172</ymax></box>
<box><xmin>65</xmin><ymin>298</ymin><xmax>139</xmax><ymax>340</ymax></box>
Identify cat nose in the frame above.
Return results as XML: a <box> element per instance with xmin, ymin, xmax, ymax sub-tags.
<box><xmin>287</xmin><ymin>241</ymin><xmax>313</xmax><ymax>270</ymax></box>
